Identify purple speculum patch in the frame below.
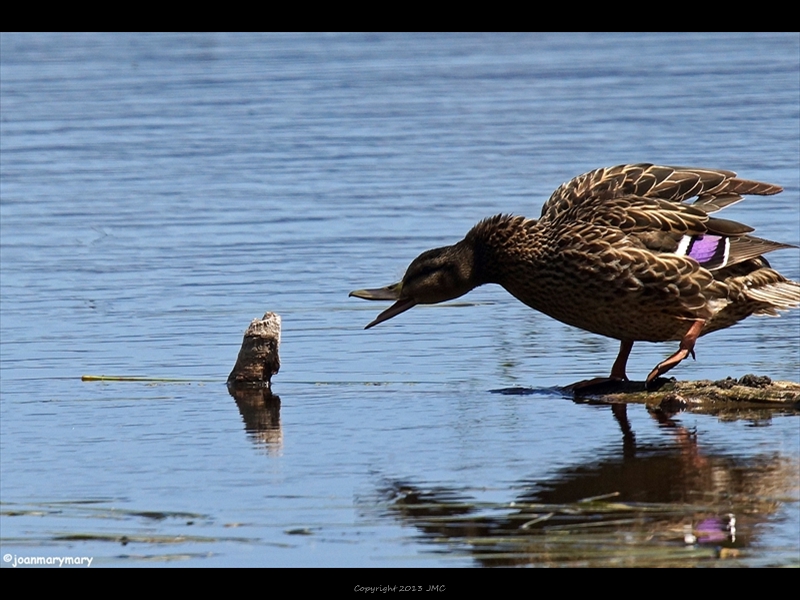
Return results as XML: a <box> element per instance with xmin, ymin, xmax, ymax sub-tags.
<box><xmin>685</xmin><ymin>234</ymin><xmax>727</xmax><ymax>268</ymax></box>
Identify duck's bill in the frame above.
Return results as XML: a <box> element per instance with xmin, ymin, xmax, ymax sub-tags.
<box><xmin>349</xmin><ymin>283</ymin><xmax>416</xmax><ymax>329</ymax></box>
<box><xmin>363</xmin><ymin>298</ymin><xmax>417</xmax><ymax>329</ymax></box>
<box><xmin>349</xmin><ymin>282</ymin><xmax>402</xmax><ymax>301</ymax></box>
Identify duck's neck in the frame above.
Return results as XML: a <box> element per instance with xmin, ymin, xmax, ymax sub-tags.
<box><xmin>463</xmin><ymin>215</ymin><xmax>542</xmax><ymax>287</ymax></box>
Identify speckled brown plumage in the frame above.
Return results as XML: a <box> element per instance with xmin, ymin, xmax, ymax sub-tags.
<box><xmin>350</xmin><ymin>164</ymin><xmax>800</xmax><ymax>385</ymax></box>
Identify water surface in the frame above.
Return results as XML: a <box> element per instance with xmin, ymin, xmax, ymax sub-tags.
<box><xmin>1</xmin><ymin>33</ymin><xmax>798</xmax><ymax>567</ymax></box>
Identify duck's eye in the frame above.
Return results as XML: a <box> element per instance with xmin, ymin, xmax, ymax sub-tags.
<box><xmin>406</xmin><ymin>264</ymin><xmax>439</xmax><ymax>284</ymax></box>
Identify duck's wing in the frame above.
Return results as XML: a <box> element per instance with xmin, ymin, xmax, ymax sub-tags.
<box><xmin>541</xmin><ymin>164</ymin><xmax>782</xmax><ymax>220</ymax></box>
<box><xmin>540</xmin><ymin>164</ymin><xmax>790</xmax><ymax>271</ymax></box>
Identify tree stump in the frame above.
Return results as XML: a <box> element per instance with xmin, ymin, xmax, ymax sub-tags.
<box><xmin>227</xmin><ymin>312</ymin><xmax>281</xmax><ymax>387</ymax></box>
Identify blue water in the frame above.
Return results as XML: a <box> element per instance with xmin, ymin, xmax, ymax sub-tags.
<box><xmin>1</xmin><ymin>33</ymin><xmax>798</xmax><ymax>567</ymax></box>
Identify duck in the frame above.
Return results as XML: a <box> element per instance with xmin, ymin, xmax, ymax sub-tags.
<box><xmin>350</xmin><ymin>164</ymin><xmax>800</xmax><ymax>387</ymax></box>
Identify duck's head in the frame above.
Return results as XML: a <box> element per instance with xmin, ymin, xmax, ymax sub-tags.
<box><xmin>349</xmin><ymin>241</ymin><xmax>478</xmax><ymax>329</ymax></box>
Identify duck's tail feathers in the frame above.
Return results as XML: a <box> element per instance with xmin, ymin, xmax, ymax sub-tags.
<box><xmin>745</xmin><ymin>278</ymin><xmax>800</xmax><ymax>315</ymax></box>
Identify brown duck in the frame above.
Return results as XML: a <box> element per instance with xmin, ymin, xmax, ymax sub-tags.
<box><xmin>350</xmin><ymin>164</ymin><xmax>800</xmax><ymax>386</ymax></box>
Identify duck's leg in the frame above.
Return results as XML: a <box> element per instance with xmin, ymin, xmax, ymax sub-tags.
<box><xmin>646</xmin><ymin>319</ymin><xmax>705</xmax><ymax>386</ymax></box>
<box><xmin>568</xmin><ymin>340</ymin><xmax>633</xmax><ymax>391</ymax></box>
<box><xmin>610</xmin><ymin>339</ymin><xmax>633</xmax><ymax>381</ymax></box>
